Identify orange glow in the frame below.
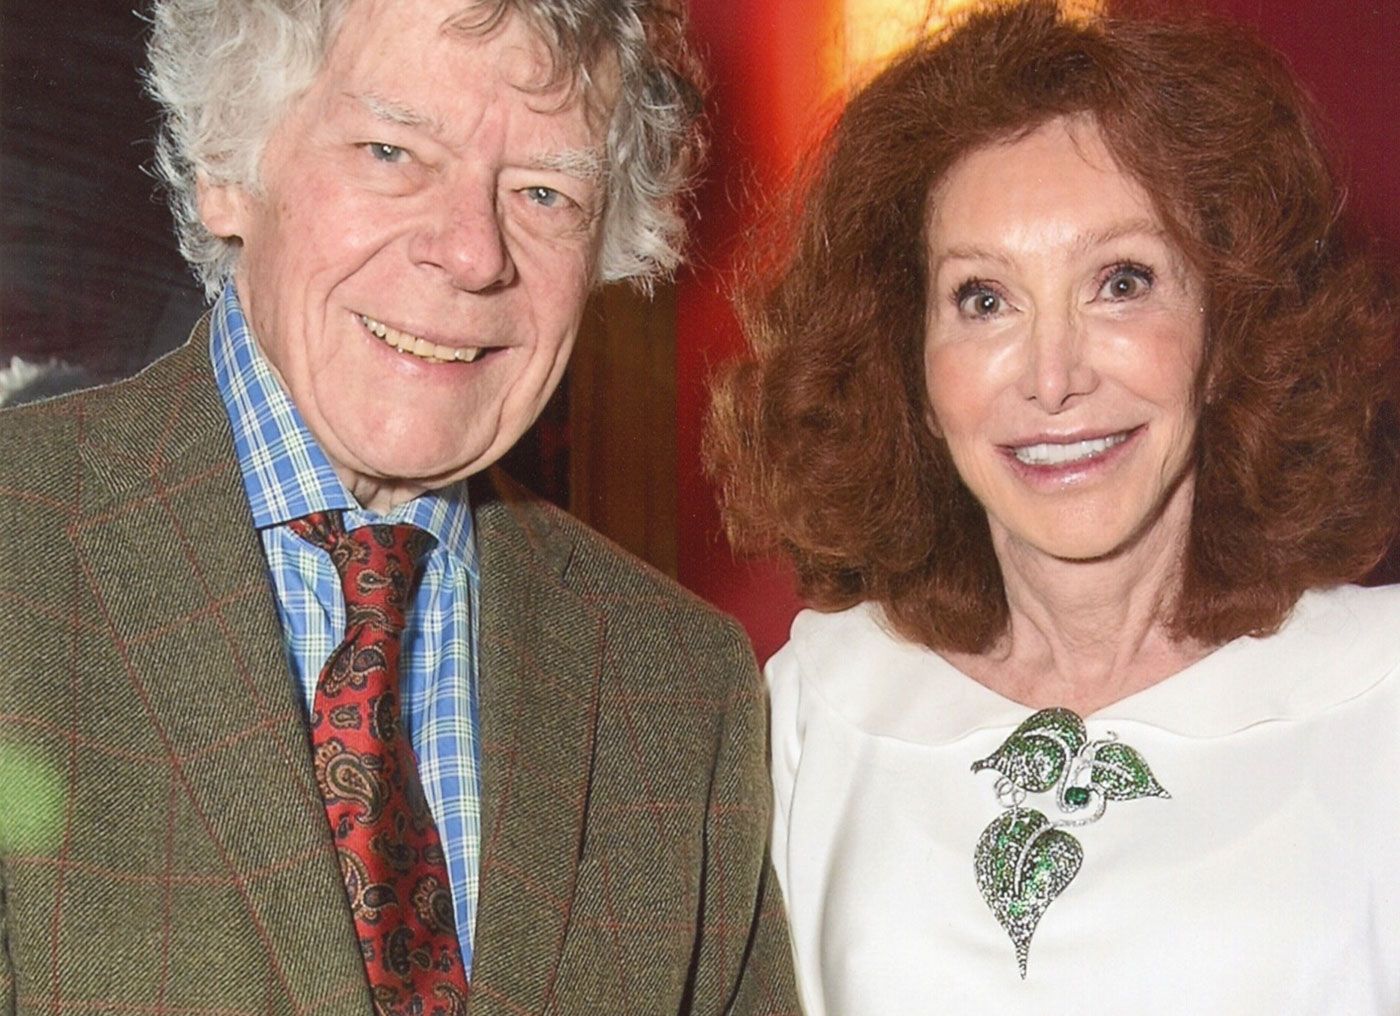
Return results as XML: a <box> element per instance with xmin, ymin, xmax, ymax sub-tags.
<box><xmin>833</xmin><ymin>0</ymin><xmax>1105</xmax><ymax>92</ymax></box>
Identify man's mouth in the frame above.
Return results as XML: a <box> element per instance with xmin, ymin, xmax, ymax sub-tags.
<box><xmin>359</xmin><ymin>314</ymin><xmax>482</xmax><ymax>364</ymax></box>
<box><xmin>1010</xmin><ymin>430</ymin><xmax>1132</xmax><ymax>466</ymax></box>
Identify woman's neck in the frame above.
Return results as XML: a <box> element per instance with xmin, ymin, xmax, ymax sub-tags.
<box><xmin>946</xmin><ymin>483</ymin><xmax>1210</xmax><ymax>715</ymax></box>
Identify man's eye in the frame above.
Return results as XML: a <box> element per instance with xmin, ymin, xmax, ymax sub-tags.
<box><xmin>524</xmin><ymin>186</ymin><xmax>564</xmax><ymax>208</ymax></box>
<box><xmin>366</xmin><ymin>142</ymin><xmax>407</xmax><ymax>163</ymax></box>
<box><xmin>1098</xmin><ymin>262</ymin><xmax>1155</xmax><ymax>301</ymax></box>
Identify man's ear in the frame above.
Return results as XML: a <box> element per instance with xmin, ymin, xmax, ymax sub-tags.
<box><xmin>196</xmin><ymin>173</ymin><xmax>250</xmax><ymax>239</ymax></box>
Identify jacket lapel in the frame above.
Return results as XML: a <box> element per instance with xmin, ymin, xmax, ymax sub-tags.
<box><xmin>467</xmin><ymin>475</ymin><xmax>604</xmax><ymax>1014</ymax></box>
<box><xmin>73</xmin><ymin>336</ymin><xmax>604</xmax><ymax>1009</ymax></box>
<box><xmin>72</xmin><ymin>335</ymin><xmax>369</xmax><ymax>1007</ymax></box>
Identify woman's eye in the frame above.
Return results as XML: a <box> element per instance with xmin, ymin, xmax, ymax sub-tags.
<box><xmin>955</xmin><ymin>282</ymin><xmax>1004</xmax><ymax>319</ymax></box>
<box><xmin>1099</xmin><ymin>263</ymin><xmax>1155</xmax><ymax>301</ymax></box>
<box><xmin>366</xmin><ymin>142</ymin><xmax>407</xmax><ymax>163</ymax></box>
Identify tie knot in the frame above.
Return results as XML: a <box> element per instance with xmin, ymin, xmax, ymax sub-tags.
<box><xmin>289</xmin><ymin>510</ymin><xmax>435</xmax><ymax>634</ymax></box>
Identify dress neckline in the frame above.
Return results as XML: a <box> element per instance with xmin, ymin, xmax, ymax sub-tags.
<box><xmin>782</xmin><ymin>584</ymin><xmax>1400</xmax><ymax>744</ymax></box>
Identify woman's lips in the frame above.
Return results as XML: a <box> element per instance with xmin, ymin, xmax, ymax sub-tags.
<box><xmin>1001</xmin><ymin>426</ymin><xmax>1144</xmax><ymax>479</ymax></box>
<box><xmin>1010</xmin><ymin>430</ymin><xmax>1133</xmax><ymax>466</ymax></box>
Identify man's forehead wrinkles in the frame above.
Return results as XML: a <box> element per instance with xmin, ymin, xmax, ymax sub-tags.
<box><xmin>439</xmin><ymin>5</ymin><xmax>555</xmax><ymax>81</ymax></box>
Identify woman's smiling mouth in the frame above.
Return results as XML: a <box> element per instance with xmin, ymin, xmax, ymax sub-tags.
<box><xmin>1009</xmin><ymin>429</ymin><xmax>1136</xmax><ymax>467</ymax></box>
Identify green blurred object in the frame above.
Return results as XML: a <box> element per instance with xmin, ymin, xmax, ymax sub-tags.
<box><xmin>0</xmin><ymin>743</ymin><xmax>65</xmax><ymax>854</ymax></box>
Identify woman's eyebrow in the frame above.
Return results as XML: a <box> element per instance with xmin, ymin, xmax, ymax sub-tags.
<box><xmin>1069</xmin><ymin>219</ymin><xmax>1167</xmax><ymax>254</ymax></box>
<box><xmin>928</xmin><ymin>245</ymin><xmax>1015</xmax><ymax>272</ymax></box>
<box><xmin>928</xmin><ymin>220</ymin><xmax>1174</xmax><ymax>279</ymax></box>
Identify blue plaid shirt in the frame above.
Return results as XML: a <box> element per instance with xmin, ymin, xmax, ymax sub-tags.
<box><xmin>209</xmin><ymin>285</ymin><xmax>481</xmax><ymax>971</ymax></box>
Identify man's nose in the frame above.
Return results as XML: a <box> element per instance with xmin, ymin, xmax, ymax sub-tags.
<box><xmin>411</xmin><ymin>180</ymin><xmax>516</xmax><ymax>292</ymax></box>
<box><xmin>1018</xmin><ymin>306</ymin><xmax>1098</xmax><ymax>412</ymax></box>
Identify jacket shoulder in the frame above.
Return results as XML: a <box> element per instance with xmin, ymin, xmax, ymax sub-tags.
<box><xmin>487</xmin><ymin>471</ymin><xmax>753</xmax><ymax>659</ymax></box>
<box><xmin>0</xmin><ymin>383</ymin><xmax>91</xmax><ymax>496</ymax></box>
<box><xmin>0</xmin><ymin>337</ymin><xmax>214</xmax><ymax>499</ymax></box>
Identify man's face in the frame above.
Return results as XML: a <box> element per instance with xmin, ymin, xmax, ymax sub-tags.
<box><xmin>200</xmin><ymin>0</ymin><xmax>608</xmax><ymax>510</ymax></box>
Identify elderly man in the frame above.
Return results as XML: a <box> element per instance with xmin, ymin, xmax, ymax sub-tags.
<box><xmin>0</xmin><ymin>1</ymin><xmax>798</xmax><ymax>1013</ymax></box>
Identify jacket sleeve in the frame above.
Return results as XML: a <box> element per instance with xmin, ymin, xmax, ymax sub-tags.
<box><xmin>688</xmin><ymin>624</ymin><xmax>802</xmax><ymax>1016</ymax></box>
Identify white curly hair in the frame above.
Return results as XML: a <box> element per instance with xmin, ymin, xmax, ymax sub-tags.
<box><xmin>144</xmin><ymin>0</ymin><xmax>706</xmax><ymax>298</ymax></box>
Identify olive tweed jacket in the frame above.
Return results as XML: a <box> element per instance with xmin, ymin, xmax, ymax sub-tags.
<box><xmin>0</xmin><ymin>332</ymin><xmax>799</xmax><ymax>1015</ymax></box>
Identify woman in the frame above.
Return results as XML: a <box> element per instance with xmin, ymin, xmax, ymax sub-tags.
<box><xmin>706</xmin><ymin>2</ymin><xmax>1400</xmax><ymax>1012</ymax></box>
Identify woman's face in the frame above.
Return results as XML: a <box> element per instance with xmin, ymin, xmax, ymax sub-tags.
<box><xmin>923</xmin><ymin>117</ymin><xmax>1205</xmax><ymax>564</ymax></box>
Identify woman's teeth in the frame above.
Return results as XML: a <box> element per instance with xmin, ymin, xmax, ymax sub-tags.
<box><xmin>1013</xmin><ymin>432</ymin><xmax>1129</xmax><ymax>466</ymax></box>
<box><xmin>360</xmin><ymin>314</ymin><xmax>481</xmax><ymax>363</ymax></box>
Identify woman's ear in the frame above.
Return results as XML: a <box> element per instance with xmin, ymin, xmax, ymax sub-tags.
<box><xmin>924</xmin><ymin>402</ymin><xmax>943</xmax><ymax>439</ymax></box>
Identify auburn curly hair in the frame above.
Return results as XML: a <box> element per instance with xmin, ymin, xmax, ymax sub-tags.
<box><xmin>705</xmin><ymin>0</ymin><xmax>1400</xmax><ymax>653</ymax></box>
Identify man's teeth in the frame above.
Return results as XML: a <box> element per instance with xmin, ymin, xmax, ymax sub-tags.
<box><xmin>359</xmin><ymin>315</ymin><xmax>481</xmax><ymax>363</ymax></box>
<box><xmin>1013</xmin><ymin>432</ymin><xmax>1129</xmax><ymax>466</ymax></box>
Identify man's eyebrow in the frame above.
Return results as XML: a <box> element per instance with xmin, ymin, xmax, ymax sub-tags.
<box><xmin>347</xmin><ymin>90</ymin><xmax>604</xmax><ymax>183</ymax></box>
<box><xmin>352</xmin><ymin>91</ymin><xmax>447</xmax><ymax>136</ymax></box>
<box><xmin>528</xmin><ymin>148</ymin><xmax>608</xmax><ymax>183</ymax></box>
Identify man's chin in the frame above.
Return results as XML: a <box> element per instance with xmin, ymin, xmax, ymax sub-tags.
<box><xmin>328</xmin><ymin>445</ymin><xmax>491</xmax><ymax>511</ymax></box>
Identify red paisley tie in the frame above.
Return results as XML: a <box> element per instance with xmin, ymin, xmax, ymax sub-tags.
<box><xmin>288</xmin><ymin>510</ymin><xmax>469</xmax><ymax>1015</ymax></box>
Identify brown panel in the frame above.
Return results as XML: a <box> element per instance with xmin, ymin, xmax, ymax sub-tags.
<box><xmin>568</xmin><ymin>283</ymin><xmax>678</xmax><ymax>578</ymax></box>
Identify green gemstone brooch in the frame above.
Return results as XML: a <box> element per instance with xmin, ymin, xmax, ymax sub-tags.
<box><xmin>971</xmin><ymin>707</ymin><xmax>1169</xmax><ymax>977</ymax></box>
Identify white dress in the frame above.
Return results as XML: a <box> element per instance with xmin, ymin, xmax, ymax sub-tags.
<box><xmin>767</xmin><ymin>584</ymin><xmax>1400</xmax><ymax>1015</ymax></box>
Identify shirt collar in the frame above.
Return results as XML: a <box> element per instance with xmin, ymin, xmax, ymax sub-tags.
<box><xmin>209</xmin><ymin>283</ymin><xmax>475</xmax><ymax>557</ymax></box>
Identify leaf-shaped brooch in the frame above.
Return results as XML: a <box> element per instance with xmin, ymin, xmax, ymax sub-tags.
<box><xmin>971</xmin><ymin>708</ymin><xmax>1168</xmax><ymax>977</ymax></box>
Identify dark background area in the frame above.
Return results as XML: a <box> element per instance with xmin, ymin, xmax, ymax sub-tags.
<box><xmin>1</xmin><ymin>3</ymin><xmax>203</xmax><ymax>382</ymax></box>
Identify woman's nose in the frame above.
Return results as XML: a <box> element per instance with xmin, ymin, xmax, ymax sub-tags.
<box><xmin>1019</xmin><ymin>307</ymin><xmax>1098</xmax><ymax>412</ymax></box>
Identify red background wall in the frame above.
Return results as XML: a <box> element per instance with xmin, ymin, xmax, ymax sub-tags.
<box><xmin>678</xmin><ymin>0</ymin><xmax>1400</xmax><ymax>662</ymax></box>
